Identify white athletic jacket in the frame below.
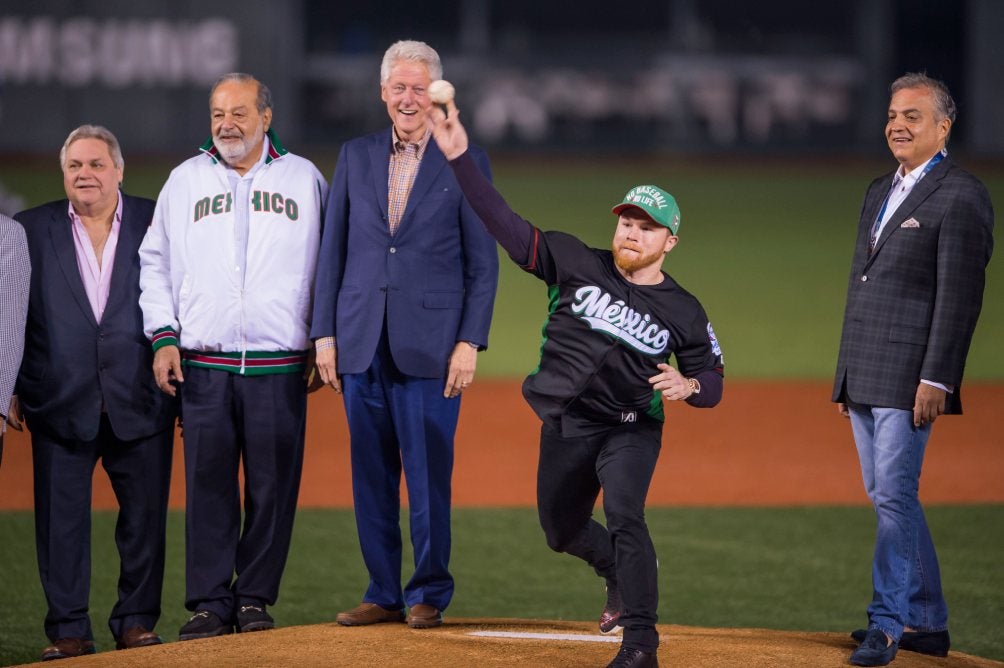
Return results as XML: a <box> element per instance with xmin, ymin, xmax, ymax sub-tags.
<box><xmin>139</xmin><ymin>131</ymin><xmax>327</xmax><ymax>375</ymax></box>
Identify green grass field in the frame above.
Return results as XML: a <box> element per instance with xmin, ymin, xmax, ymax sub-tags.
<box><xmin>0</xmin><ymin>507</ymin><xmax>1002</xmax><ymax>666</ymax></box>
<box><xmin>2</xmin><ymin>154</ymin><xmax>1001</xmax><ymax>379</ymax></box>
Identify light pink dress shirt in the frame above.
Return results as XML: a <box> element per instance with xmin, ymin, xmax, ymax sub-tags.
<box><xmin>69</xmin><ymin>193</ymin><xmax>123</xmax><ymax>323</ymax></box>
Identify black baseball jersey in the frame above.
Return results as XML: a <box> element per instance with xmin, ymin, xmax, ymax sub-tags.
<box><xmin>448</xmin><ymin>151</ymin><xmax>724</xmax><ymax>437</ymax></box>
<box><xmin>519</xmin><ymin>230</ymin><xmax>723</xmax><ymax>435</ymax></box>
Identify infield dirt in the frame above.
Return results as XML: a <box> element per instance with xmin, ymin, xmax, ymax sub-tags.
<box><xmin>7</xmin><ymin>619</ymin><xmax>1002</xmax><ymax>667</ymax></box>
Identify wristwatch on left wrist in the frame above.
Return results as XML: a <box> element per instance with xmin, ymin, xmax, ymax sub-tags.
<box><xmin>687</xmin><ymin>377</ymin><xmax>701</xmax><ymax>395</ymax></box>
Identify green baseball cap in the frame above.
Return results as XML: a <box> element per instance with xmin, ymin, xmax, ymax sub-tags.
<box><xmin>611</xmin><ymin>185</ymin><xmax>681</xmax><ymax>235</ymax></box>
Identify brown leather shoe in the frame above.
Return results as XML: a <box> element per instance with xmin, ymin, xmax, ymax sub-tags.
<box><xmin>336</xmin><ymin>602</ymin><xmax>405</xmax><ymax>626</ymax></box>
<box><xmin>116</xmin><ymin>626</ymin><xmax>163</xmax><ymax>650</ymax></box>
<box><xmin>41</xmin><ymin>638</ymin><xmax>96</xmax><ymax>660</ymax></box>
<box><xmin>406</xmin><ymin>603</ymin><xmax>443</xmax><ymax>629</ymax></box>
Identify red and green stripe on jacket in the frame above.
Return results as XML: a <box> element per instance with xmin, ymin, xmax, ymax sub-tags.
<box><xmin>151</xmin><ymin>327</ymin><xmax>307</xmax><ymax>376</ymax></box>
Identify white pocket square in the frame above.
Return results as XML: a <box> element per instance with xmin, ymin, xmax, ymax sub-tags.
<box><xmin>900</xmin><ymin>218</ymin><xmax>921</xmax><ymax>228</ymax></box>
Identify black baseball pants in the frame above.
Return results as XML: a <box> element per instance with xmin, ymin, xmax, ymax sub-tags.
<box><xmin>536</xmin><ymin>418</ymin><xmax>662</xmax><ymax>653</ymax></box>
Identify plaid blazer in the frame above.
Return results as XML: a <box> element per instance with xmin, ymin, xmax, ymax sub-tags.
<box><xmin>832</xmin><ymin>157</ymin><xmax>994</xmax><ymax>413</ymax></box>
<box><xmin>0</xmin><ymin>215</ymin><xmax>30</xmax><ymax>419</ymax></box>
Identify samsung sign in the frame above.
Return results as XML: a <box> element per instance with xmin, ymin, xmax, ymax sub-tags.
<box><xmin>0</xmin><ymin>16</ymin><xmax>238</xmax><ymax>87</ymax></box>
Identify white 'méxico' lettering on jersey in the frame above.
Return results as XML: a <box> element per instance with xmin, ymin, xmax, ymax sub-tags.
<box><xmin>570</xmin><ymin>285</ymin><xmax>670</xmax><ymax>355</ymax></box>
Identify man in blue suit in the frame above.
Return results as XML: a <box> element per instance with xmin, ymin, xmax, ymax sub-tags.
<box><xmin>312</xmin><ymin>40</ymin><xmax>498</xmax><ymax>629</ymax></box>
<box><xmin>15</xmin><ymin>126</ymin><xmax>177</xmax><ymax>660</ymax></box>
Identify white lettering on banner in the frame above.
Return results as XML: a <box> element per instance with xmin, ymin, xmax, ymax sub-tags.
<box><xmin>0</xmin><ymin>16</ymin><xmax>237</xmax><ymax>87</ymax></box>
<box><xmin>570</xmin><ymin>285</ymin><xmax>670</xmax><ymax>355</ymax></box>
<box><xmin>0</xmin><ymin>17</ymin><xmax>53</xmax><ymax>83</ymax></box>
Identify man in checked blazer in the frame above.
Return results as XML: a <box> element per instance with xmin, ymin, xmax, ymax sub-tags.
<box><xmin>15</xmin><ymin>126</ymin><xmax>177</xmax><ymax>660</ymax></box>
<box><xmin>833</xmin><ymin>73</ymin><xmax>994</xmax><ymax>667</ymax></box>
<box><xmin>0</xmin><ymin>213</ymin><xmax>30</xmax><ymax>464</ymax></box>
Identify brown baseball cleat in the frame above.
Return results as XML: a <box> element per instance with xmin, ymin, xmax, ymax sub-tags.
<box><xmin>336</xmin><ymin>602</ymin><xmax>406</xmax><ymax>626</ymax></box>
<box><xmin>599</xmin><ymin>583</ymin><xmax>624</xmax><ymax>635</ymax></box>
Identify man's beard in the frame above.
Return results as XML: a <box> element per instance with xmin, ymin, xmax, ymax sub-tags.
<box><xmin>612</xmin><ymin>243</ymin><xmax>664</xmax><ymax>273</ymax></box>
<box><xmin>213</xmin><ymin>122</ymin><xmax>264</xmax><ymax>164</ymax></box>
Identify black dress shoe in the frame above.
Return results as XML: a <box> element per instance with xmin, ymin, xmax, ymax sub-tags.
<box><xmin>179</xmin><ymin>610</ymin><xmax>234</xmax><ymax>640</ymax></box>
<box><xmin>237</xmin><ymin>604</ymin><xmax>275</xmax><ymax>633</ymax></box>
<box><xmin>606</xmin><ymin>646</ymin><xmax>658</xmax><ymax>668</ymax></box>
<box><xmin>851</xmin><ymin>628</ymin><xmax>950</xmax><ymax>657</ymax></box>
<box><xmin>850</xmin><ymin>628</ymin><xmax>898</xmax><ymax>667</ymax></box>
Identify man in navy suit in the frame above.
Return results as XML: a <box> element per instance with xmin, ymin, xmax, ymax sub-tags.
<box><xmin>834</xmin><ymin>74</ymin><xmax>994</xmax><ymax>666</ymax></box>
<box><xmin>15</xmin><ymin>126</ymin><xmax>176</xmax><ymax>660</ymax></box>
<box><xmin>311</xmin><ymin>40</ymin><xmax>498</xmax><ymax>629</ymax></box>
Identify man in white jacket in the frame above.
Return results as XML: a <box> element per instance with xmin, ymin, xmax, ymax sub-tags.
<box><xmin>139</xmin><ymin>73</ymin><xmax>326</xmax><ymax>639</ymax></box>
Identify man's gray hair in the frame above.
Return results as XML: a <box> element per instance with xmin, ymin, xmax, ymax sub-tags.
<box><xmin>891</xmin><ymin>72</ymin><xmax>957</xmax><ymax>124</ymax></box>
<box><xmin>59</xmin><ymin>125</ymin><xmax>124</xmax><ymax>170</ymax></box>
<box><xmin>210</xmin><ymin>72</ymin><xmax>273</xmax><ymax>113</ymax></box>
<box><xmin>380</xmin><ymin>40</ymin><xmax>442</xmax><ymax>84</ymax></box>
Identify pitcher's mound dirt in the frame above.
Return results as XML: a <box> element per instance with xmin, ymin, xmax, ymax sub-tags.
<box><xmin>14</xmin><ymin>619</ymin><xmax>1000</xmax><ymax>668</ymax></box>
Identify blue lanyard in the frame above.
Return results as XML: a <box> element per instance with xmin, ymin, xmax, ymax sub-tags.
<box><xmin>871</xmin><ymin>149</ymin><xmax>946</xmax><ymax>245</ymax></box>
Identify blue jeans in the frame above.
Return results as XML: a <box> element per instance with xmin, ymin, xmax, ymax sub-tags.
<box><xmin>848</xmin><ymin>404</ymin><xmax>948</xmax><ymax>640</ymax></box>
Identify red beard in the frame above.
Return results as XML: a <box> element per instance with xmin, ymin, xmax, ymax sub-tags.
<box><xmin>612</xmin><ymin>243</ymin><xmax>664</xmax><ymax>273</ymax></box>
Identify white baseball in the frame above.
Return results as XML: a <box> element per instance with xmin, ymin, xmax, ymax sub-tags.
<box><xmin>428</xmin><ymin>79</ymin><xmax>455</xmax><ymax>105</ymax></box>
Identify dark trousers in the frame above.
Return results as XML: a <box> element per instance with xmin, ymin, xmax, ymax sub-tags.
<box><xmin>342</xmin><ymin>328</ymin><xmax>460</xmax><ymax>611</ymax></box>
<box><xmin>537</xmin><ymin>419</ymin><xmax>662</xmax><ymax>653</ymax></box>
<box><xmin>180</xmin><ymin>367</ymin><xmax>306</xmax><ymax>621</ymax></box>
<box><xmin>31</xmin><ymin>415</ymin><xmax>173</xmax><ymax>642</ymax></box>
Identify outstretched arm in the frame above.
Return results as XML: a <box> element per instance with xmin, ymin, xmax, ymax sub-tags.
<box><xmin>428</xmin><ymin>102</ymin><xmax>536</xmax><ymax>266</ymax></box>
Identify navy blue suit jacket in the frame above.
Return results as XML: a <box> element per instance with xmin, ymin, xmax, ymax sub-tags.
<box><xmin>311</xmin><ymin>129</ymin><xmax>498</xmax><ymax>378</ymax></box>
<box><xmin>15</xmin><ymin>195</ymin><xmax>177</xmax><ymax>441</ymax></box>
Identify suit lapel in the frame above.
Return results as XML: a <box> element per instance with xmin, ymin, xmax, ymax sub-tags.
<box><xmin>48</xmin><ymin>207</ymin><xmax>98</xmax><ymax>328</ymax></box>
<box><xmin>397</xmin><ymin>140</ymin><xmax>447</xmax><ymax>234</ymax></box>
<box><xmin>861</xmin><ymin>174</ymin><xmax>894</xmax><ymax>235</ymax></box>
<box><xmin>104</xmin><ymin>195</ymin><xmax>141</xmax><ymax>316</ymax></box>
<box><xmin>870</xmin><ymin>159</ymin><xmax>949</xmax><ymax>258</ymax></box>
<box><xmin>855</xmin><ymin>175</ymin><xmax>893</xmax><ymax>262</ymax></box>
<box><xmin>369</xmin><ymin>131</ymin><xmax>391</xmax><ymax>225</ymax></box>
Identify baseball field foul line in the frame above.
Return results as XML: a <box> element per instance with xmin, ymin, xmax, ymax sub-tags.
<box><xmin>470</xmin><ymin>630</ymin><xmax>621</xmax><ymax>643</ymax></box>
